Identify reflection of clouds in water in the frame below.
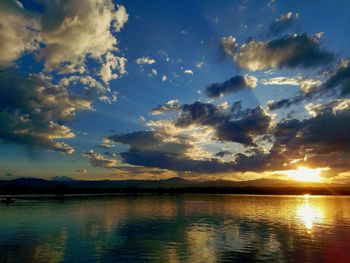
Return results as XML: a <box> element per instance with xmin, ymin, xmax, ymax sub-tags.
<box><xmin>218</xmin><ymin>223</ymin><xmax>255</xmax><ymax>252</ymax></box>
<box><xmin>185</xmin><ymin>220</ymin><xmax>283</xmax><ymax>262</ymax></box>
<box><xmin>187</xmin><ymin>225</ymin><xmax>217</xmax><ymax>263</ymax></box>
<box><xmin>1</xmin><ymin>196</ymin><xmax>350</xmax><ymax>262</ymax></box>
<box><xmin>34</xmin><ymin>229</ymin><xmax>67</xmax><ymax>263</ymax></box>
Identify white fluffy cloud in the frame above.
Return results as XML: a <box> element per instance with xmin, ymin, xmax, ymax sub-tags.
<box><xmin>83</xmin><ymin>150</ymin><xmax>118</xmax><ymax>168</ymax></box>
<box><xmin>151</xmin><ymin>68</ymin><xmax>158</xmax><ymax>76</ymax></box>
<box><xmin>184</xmin><ymin>69</ymin><xmax>194</xmax><ymax>75</ymax></box>
<box><xmin>0</xmin><ymin>1</ymin><xmax>41</xmax><ymax>67</ymax></box>
<box><xmin>39</xmin><ymin>0</ymin><xmax>128</xmax><ymax>72</ymax></box>
<box><xmin>222</xmin><ymin>33</ymin><xmax>333</xmax><ymax>71</ymax></box>
<box><xmin>151</xmin><ymin>99</ymin><xmax>180</xmax><ymax>115</ymax></box>
<box><xmin>100</xmin><ymin>52</ymin><xmax>127</xmax><ymax>83</ymax></box>
<box><xmin>0</xmin><ymin>0</ymin><xmax>128</xmax><ymax>153</ymax></box>
<box><xmin>136</xmin><ymin>57</ymin><xmax>156</xmax><ymax>65</ymax></box>
<box><xmin>0</xmin><ymin>1</ymin><xmax>128</xmax><ymax>71</ymax></box>
<box><xmin>261</xmin><ymin>76</ymin><xmax>322</xmax><ymax>93</ymax></box>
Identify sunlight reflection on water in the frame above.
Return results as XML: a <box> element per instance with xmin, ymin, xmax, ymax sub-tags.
<box><xmin>298</xmin><ymin>195</ymin><xmax>324</xmax><ymax>230</ymax></box>
<box><xmin>1</xmin><ymin>195</ymin><xmax>350</xmax><ymax>263</ymax></box>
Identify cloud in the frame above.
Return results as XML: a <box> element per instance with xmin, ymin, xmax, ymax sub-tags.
<box><xmin>0</xmin><ymin>72</ymin><xmax>93</xmax><ymax>153</ymax></box>
<box><xmin>151</xmin><ymin>68</ymin><xmax>158</xmax><ymax>76</ymax></box>
<box><xmin>176</xmin><ymin>101</ymin><xmax>274</xmax><ymax>146</ymax></box>
<box><xmin>1</xmin><ymin>0</ymin><xmax>129</xmax><ymax>70</ymax></box>
<box><xmin>108</xmin><ymin>131</ymin><xmax>190</xmax><ymax>154</ymax></box>
<box><xmin>100</xmin><ymin>52</ymin><xmax>127</xmax><ymax>83</ymax></box>
<box><xmin>205</xmin><ymin>75</ymin><xmax>257</xmax><ymax>98</ymax></box>
<box><xmin>215</xmin><ymin>151</ymin><xmax>232</xmax><ymax>157</ymax></box>
<box><xmin>37</xmin><ymin>0</ymin><xmax>128</xmax><ymax>72</ymax></box>
<box><xmin>83</xmin><ymin>150</ymin><xmax>118</xmax><ymax>168</ymax></box>
<box><xmin>113</xmin><ymin>5</ymin><xmax>129</xmax><ymax>32</ymax></box>
<box><xmin>324</xmin><ymin>61</ymin><xmax>350</xmax><ymax>96</ymax></box>
<box><xmin>151</xmin><ymin>99</ymin><xmax>180</xmax><ymax>115</ymax></box>
<box><xmin>270</xmin><ymin>105</ymin><xmax>350</xmax><ymax>170</ymax></box>
<box><xmin>264</xmin><ymin>61</ymin><xmax>350</xmax><ymax>110</ymax></box>
<box><xmin>118</xmin><ymin>150</ymin><xmax>234</xmax><ymax>173</ymax></box>
<box><xmin>0</xmin><ymin>1</ymin><xmax>41</xmax><ymax>67</ymax></box>
<box><xmin>262</xmin><ymin>76</ymin><xmax>301</xmax><ymax>86</ymax></box>
<box><xmin>161</xmin><ymin>75</ymin><xmax>167</xmax><ymax>82</ymax></box>
<box><xmin>105</xmin><ymin>130</ymin><xmax>235</xmax><ymax>173</ymax></box>
<box><xmin>267</xmin><ymin>95</ymin><xmax>306</xmax><ymax>110</ymax></box>
<box><xmin>196</xmin><ymin>62</ymin><xmax>205</xmax><ymax>68</ymax></box>
<box><xmin>215</xmin><ymin>106</ymin><xmax>274</xmax><ymax>146</ymax></box>
<box><xmin>176</xmin><ymin>102</ymin><xmax>225</xmax><ymax>127</ymax></box>
<box><xmin>221</xmin><ymin>36</ymin><xmax>237</xmax><ymax>58</ymax></box>
<box><xmin>261</xmin><ymin>76</ymin><xmax>322</xmax><ymax>93</ymax></box>
<box><xmin>0</xmin><ymin>1</ymin><xmax>128</xmax><ymax>153</ymax></box>
<box><xmin>222</xmin><ymin>33</ymin><xmax>334</xmax><ymax>71</ymax></box>
<box><xmin>96</xmin><ymin>101</ymin><xmax>274</xmax><ymax>173</ymax></box>
<box><xmin>269</xmin><ymin>12</ymin><xmax>299</xmax><ymax>36</ymax></box>
<box><xmin>97</xmin><ymin>97</ymin><xmax>350</xmax><ymax>174</ymax></box>
<box><xmin>235</xmin><ymin>101</ymin><xmax>350</xmax><ymax>173</ymax></box>
<box><xmin>136</xmin><ymin>57</ymin><xmax>156</xmax><ymax>65</ymax></box>
<box><xmin>100</xmin><ymin>137</ymin><xmax>117</xmax><ymax>148</ymax></box>
<box><xmin>184</xmin><ymin>69</ymin><xmax>194</xmax><ymax>75</ymax></box>
<box><xmin>305</xmin><ymin>99</ymin><xmax>350</xmax><ymax>117</ymax></box>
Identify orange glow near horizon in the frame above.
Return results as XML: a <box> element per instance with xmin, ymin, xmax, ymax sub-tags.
<box><xmin>284</xmin><ymin>166</ymin><xmax>329</xmax><ymax>183</ymax></box>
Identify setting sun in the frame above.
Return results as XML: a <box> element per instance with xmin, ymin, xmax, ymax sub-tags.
<box><xmin>285</xmin><ymin>167</ymin><xmax>327</xmax><ymax>182</ymax></box>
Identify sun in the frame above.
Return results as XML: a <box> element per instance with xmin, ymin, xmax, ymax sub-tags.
<box><xmin>285</xmin><ymin>166</ymin><xmax>326</xmax><ymax>182</ymax></box>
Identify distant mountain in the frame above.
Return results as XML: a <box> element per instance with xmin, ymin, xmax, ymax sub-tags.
<box><xmin>197</xmin><ymin>178</ymin><xmax>343</xmax><ymax>188</ymax></box>
<box><xmin>0</xmin><ymin>177</ymin><xmax>348</xmax><ymax>195</ymax></box>
<box><xmin>51</xmin><ymin>176</ymin><xmax>76</xmax><ymax>182</ymax></box>
<box><xmin>0</xmin><ymin>177</ymin><xmax>57</xmax><ymax>188</ymax></box>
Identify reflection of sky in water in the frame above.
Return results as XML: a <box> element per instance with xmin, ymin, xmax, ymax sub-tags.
<box><xmin>1</xmin><ymin>195</ymin><xmax>350</xmax><ymax>262</ymax></box>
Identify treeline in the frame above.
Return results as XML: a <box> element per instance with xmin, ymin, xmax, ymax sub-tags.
<box><xmin>1</xmin><ymin>184</ymin><xmax>350</xmax><ymax>196</ymax></box>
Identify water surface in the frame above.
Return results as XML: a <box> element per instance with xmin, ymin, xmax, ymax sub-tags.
<box><xmin>1</xmin><ymin>194</ymin><xmax>350</xmax><ymax>262</ymax></box>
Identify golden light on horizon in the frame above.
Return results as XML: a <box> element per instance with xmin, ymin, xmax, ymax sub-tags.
<box><xmin>284</xmin><ymin>166</ymin><xmax>329</xmax><ymax>182</ymax></box>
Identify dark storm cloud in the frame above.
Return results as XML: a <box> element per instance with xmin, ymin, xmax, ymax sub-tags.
<box><xmin>205</xmin><ymin>75</ymin><xmax>256</xmax><ymax>98</ymax></box>
<box><xmin>293</xmin><ymin>107</ymin><xmax>350</xmax><ymax>154</ymax></box>
<box><xmin>267</xmin><ymin>95</ymin><xmax>306</xmax><ymax>110</ymax></box>
<box><xmin>108</xmin><ymin>131</ymin><xmax>190</xmax><ymax>155</ymax></box>
<box><xmin>269</xmin><ymin>12</ymin><xmax>299</xmax><ymax>36</ymax></box>
<box><xmin>324</xmin><ymin>63</ymin><xmax>350</xmax><ymax>96</ymax></box>
<box><xmin>96</xmin><ymin>100</ymin><xmax>350</xmax><ymax>173</ymax></box>
<box><xmin>230</xmin><ymin>105</ymin><xmax>350</xmax><ymax>172</ymax></box>
<box><xmin>223</xmin><ymin>33</ymin><xmax>334</xmax><ymax>71</ymax></box>
<box><xmin>119</xmin><ymin>150</ymin><xmax>234</xmax><ymax>173</ymax></box>
<box><xmin>266</xmin><ymin>61</ymin><xmax>350</xmax><ymax>111</ymax></box>
<box><xmin>231</xmin><ymin>148</ymin><xmax>287</xmax><ymax>172</ymax></box>
<box><xmin>100</xmin><ymin>103</ymin><xmax>274</xmax><ymax>173</ymax></box>
<box><xmin>175</xmin><ymin>102</ymin><xmax>225</xmax><ymax>127</ymax></box>
<box><xmin>216</xmin><ymin>106</ymin><xmax>273</xmax><ymax>146</ymax></box>
<box><xmin>215</xmin><ymin>151</ymin><xmax>232</xmax><ymax>157</ymax></box>
<box><xmin>267</xmin><ymin>103</ymin><xmax>350</xmax><ymax>170</ymax></box>
<box><xmin>106</xmin><ymin>130</ymin><xmax>235</xmax><ymax>173</ymax></box>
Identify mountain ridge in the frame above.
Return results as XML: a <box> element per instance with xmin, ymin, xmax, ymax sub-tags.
<box><xmin>0</xmin><ymin>176</ymin><xmax>346</xmax><ymax>188</ymax></box>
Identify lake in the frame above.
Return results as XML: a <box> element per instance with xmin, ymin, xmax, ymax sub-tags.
<box><xmin>1</xmin><ymin>194</ymin><xmax>350</xmax><ymax>263</ymax></box>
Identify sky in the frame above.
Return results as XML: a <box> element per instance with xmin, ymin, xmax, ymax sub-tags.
<box><xmin>1</xmin><ymin>0</ymin><xmax>350</xmax><ymax>182</ymax></box>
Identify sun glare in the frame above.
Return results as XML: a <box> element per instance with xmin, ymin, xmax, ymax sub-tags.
<box><xmin>285</xmin><ymin>166</ymin><xmax>327</xmax><ymax>182</ymax></box>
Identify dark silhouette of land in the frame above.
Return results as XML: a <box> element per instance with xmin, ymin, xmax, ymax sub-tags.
<box><xmin>0</xmin><ymin>177</ymin><xmax>350</xmax><ymax>196</ymax></box>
